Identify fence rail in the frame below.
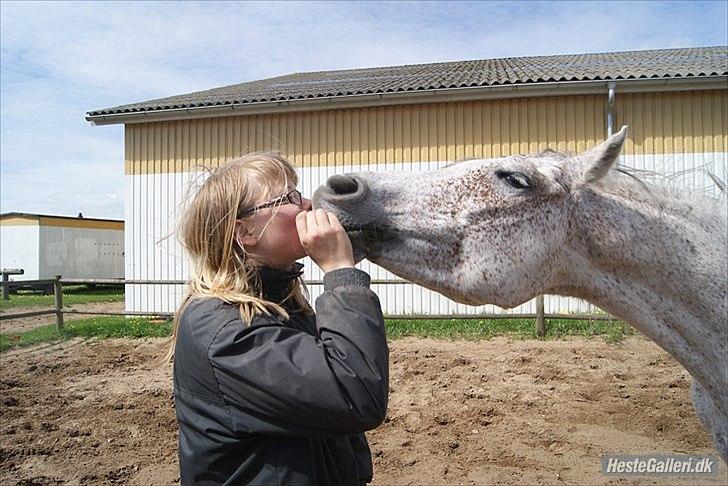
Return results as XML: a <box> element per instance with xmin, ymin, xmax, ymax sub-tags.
<box><xmin>0</xmin><ymin>277</ymin><xmax>618</xmax><ymax>336</ymax></box>
<box><xmin>60</xmin><ymin>278</ymin><xmax>417</xmax><ymax>285</ymax></box>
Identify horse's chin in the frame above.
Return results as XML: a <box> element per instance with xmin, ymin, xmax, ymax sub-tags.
<box><xmin>344</xmin><ymin>229</ymin><xmax>368</xmax><ymax>263</ymax></box>
<box><xmin>366</xmin><ymin>253</ymin><xmax>477</xmax><ymax>304</ymax></box>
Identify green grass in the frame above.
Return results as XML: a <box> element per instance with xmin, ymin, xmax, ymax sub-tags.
<box><xmin>385</xmin><ymin>317</ymin><xmax>632</xmax><ymax>342</ymax></box>
<box><xmin>0</xmin><ymin>316</ymin><xmax>171</xmax><ymax>352</ymax></box>
<box><xmin>0</xmin><ymin>285</ymin><xmax>124</xmax><ymax>310</ymax></box>
<box><xmin>0</xmin><ymin>315</ymin><xmax>632</xmax><ymax>353</ymax></box>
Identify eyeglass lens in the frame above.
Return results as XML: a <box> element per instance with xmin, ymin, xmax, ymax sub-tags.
<box><xmin>288</xmin><ymin>190</ymin><xmax>302</xmax><ymax>206</ymax></box>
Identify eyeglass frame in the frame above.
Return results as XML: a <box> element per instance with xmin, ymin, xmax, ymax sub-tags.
<box><xmin>237</xmin><ymin>189</ymin><xmax>303</xmax><ymax>218</ymax></box>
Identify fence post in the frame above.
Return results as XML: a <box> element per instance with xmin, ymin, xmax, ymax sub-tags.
<box><xmin>535</xmin><ymin>295</ymin><xmax>545</xmax><ymax>338</ymax></box>
<box><xmin>54</xmin><ymin>275</ymin><xmax>64</xmax><ymax>332</ymax></box>
<box><xmin>2</xmin><ymin>268</ymin><xmax>25</xmax><ymax>300</ymax></box>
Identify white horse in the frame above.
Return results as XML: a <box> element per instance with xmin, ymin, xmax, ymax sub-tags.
<box><xmin>313</xmin><ymin>126</ymin><xmax>728</xmax><ymax>461</ymax></box>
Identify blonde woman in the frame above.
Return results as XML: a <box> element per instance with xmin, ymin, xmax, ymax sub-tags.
<box><xmin>171</xmin><ymin>153</ymin><xmax>389</xmax><ymax>485</ymax></box>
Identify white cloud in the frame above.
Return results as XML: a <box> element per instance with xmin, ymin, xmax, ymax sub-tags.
<box><xmin>1</xmin><ymin>0</ymin><xmax>726</xmax><ymax>218</ymax></box>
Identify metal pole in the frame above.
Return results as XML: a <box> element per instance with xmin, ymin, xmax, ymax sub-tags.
<box><xmin>535</xmin><ymin>295</ymin><xmax>546</xmax><ymax>338</ymax></box>
<box><xmin>54</xmin><ymin>275</ymin><xmax>64</xmax><ymax>332</ymax></box>
<box><xmin>607</xmin><ymin>81</ymin><xmax>616</xmax><ymax>137</ymax></box>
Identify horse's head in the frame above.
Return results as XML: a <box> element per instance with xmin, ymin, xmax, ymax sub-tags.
<box><xmin>313</xmin><ymin>127</ymin><xmax>628</xmax><ymax>307</ymax></box>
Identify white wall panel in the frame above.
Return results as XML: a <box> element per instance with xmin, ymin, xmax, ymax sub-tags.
<box><xmin>621</xmin><ymin>152</ymin><xmax>727</xmax><ymax>196</ymax></box>
<box><xmin>39</xmin><ymin>226</ymin><xmax>123</xmax><ymax>279</ymax></box>
<box><xmin>126</xmin><ymin>171</ymin><xmax>192</xmax><ymax>313</ymax></box>
<box><xmin>0</xmin><ymin>225</ymin><xmax>39</xmax><ymax>280</ymax></box>
<box><xmin>127</xmin><ymin>150</ymin><xmax>726</xmax><ymax>315</ymax></box>
<box><xmin>125</xmin><ymin>173</ymin><xmax>135</xmax><ymax>314</ymax></box>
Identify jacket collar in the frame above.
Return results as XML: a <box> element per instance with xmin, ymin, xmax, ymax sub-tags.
<box><xmin>257</xmin><ymin>262</ymin><xmax>304</xmax><ymax>304</ymax></box>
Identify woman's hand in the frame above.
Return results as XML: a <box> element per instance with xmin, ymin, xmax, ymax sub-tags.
<box><xmin>295</xmin><ymin>209</ymin><xmax>354</xmax><ymax>273</ymax></box>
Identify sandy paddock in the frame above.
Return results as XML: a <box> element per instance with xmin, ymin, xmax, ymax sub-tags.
<box><xmin>1</xmin><ymin>335</ymin><xmax>725</xmax><ymax>485</ymax></box>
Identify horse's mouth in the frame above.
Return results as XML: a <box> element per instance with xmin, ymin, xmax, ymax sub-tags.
<box><xmin>342</xmin><ymin>223</ymin><xmax>384</xmax><ymax>240</ymax></box>
<box><xmin>341</xmin><ymin>222</ymin><xmax>394</xmax><ymax>263</ymax></box>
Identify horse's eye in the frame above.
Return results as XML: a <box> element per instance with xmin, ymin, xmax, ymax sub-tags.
<box><xmin>496</xmin><ymin>171</ymin><xmax>531</xmax><ymax>189</ymax></box>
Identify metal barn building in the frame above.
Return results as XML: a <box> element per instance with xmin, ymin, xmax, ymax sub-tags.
<box><xmin>86</xmin><ymin>46</ymin><xmax>728</xmax><ymax>316</ymax></box>
<box><xmin>0</xmin><ymin>213</ymin><xmax>124</xmax><ymax>281</ymax></box>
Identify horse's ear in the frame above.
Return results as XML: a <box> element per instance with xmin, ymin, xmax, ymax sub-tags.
<box><xmin>578</xmin><ymin>125</ymin><xmax>628</xmax><ymax>184</ymax></box>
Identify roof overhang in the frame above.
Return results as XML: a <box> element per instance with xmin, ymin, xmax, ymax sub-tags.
<box><xmin>86</xmin><ymin>76</ymin><xmax>728</xmax><ymax>126</ymax></box>
<box><xmin>0</xmin><ymin>212</ymin><xmax>123</xmax><ymax>223</ymax></box>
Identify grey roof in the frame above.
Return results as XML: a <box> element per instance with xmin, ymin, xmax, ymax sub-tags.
<box><xmin>88</xmin><ymin>46</ymin><xmax>727</xmax><ymax>116</ymax></box>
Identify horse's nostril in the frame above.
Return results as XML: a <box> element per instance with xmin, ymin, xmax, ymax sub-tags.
<box><xmin>327</xmin><ymin>175</ymin><xmax>359</xmax><ymax>195</ymax></box>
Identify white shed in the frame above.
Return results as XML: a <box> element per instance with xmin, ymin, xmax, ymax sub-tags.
<box><xmin>0</xmin><ymin>213</ymin><xmax>124</xmax><ymax>281</ymax></box>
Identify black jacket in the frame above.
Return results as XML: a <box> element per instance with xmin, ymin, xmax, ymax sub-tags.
<box><xmin>173</xmin><ymin>264</ymin><xmax>389</xmax><ymax>485</ymax></box>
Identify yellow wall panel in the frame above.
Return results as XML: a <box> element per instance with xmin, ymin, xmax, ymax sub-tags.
<box><xmin>125</xmin><ymin>90</ymin><xmax>727</xmax><ymax>174</ymax></box>
<box><xmin>0</xmin><ymin>216</ymin><xmax>39</xmax><ymax>226</ymax></box>
<box><xmin>37</xmin><ymin>217</ymin><xmax>123</xmax><ymax>231</ymax></box>
<box><xmin>5</xmin><ymin>215</ymin><xmax>124</xmax><ymax>230</ymax></box>
<box><xmin>614</xmin><ymin>90</ymin><xmax>727</xmax><ymax>156</ymax></box>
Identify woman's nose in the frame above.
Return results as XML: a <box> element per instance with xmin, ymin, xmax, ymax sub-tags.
<box><xmin>301</xmin><ymin>197</ymin><xmax>313</xmax><ymax>211</ymax></box>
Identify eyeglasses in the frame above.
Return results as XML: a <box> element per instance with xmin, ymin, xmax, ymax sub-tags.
<box><xmin>237</xmin><ymin>189</ymin><xmax>303</xmax><ymax>217</ymax></box>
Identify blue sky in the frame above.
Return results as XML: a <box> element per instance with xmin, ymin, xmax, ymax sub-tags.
<box><xmin>1</xmin><ymin>0</ymin><xmax>726</xmax><ymax>219</ymax></box>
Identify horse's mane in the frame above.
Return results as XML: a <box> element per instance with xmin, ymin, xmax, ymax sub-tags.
<box><xmin>600</xmin><ymin>163</ymin><xmax>727</xmax><ymax>224</ymax></box>
<box><xmin>536</xmin><ymin>148</ymin><xmax>727</xmax><ymax>222</ymax></box>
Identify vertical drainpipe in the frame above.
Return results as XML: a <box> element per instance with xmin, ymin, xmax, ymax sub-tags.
<box><xmin>606</xmin><ymin>82</ymin><xmax>616</xmax><ymax>136</ymax></box>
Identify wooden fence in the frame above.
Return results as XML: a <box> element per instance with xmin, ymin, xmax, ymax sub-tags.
<box><xmin>0</xmin><ymin>277</ymin><xmax>619</xmax><ymax>337</ymax></box>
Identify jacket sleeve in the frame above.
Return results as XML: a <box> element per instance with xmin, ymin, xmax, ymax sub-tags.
<box><xmin>208</xmin><ymin>268</ymin><xmax>389</xmax><ymax>437</ymax></box>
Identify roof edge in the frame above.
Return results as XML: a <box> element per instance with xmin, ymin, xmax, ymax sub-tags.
<box><xmin>86</xmin><ymin>76</ymin><xmax>728</xmax><ymax>126</ymax></box>
<box><xmin>0</xmin><ymin>212</ymin><xmax>124</xmax><ymax>223</ymax></box>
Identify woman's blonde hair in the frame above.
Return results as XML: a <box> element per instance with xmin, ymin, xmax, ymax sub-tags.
<box><xmin>166</xmin><ymin>152</ymin><xmax>312</xmax><ymax>361</ymax></box>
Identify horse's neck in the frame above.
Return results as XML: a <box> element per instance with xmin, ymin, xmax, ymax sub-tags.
<box><xmin>556</xmin><ymin>188</ymin><xmax>727</xmax><ymax>406</ymax></box>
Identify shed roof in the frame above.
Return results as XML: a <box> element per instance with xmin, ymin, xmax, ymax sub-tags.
<box><xmin>88</xmin><ymin>46</ymin><xmax>727</xmax><ymax>117</ymax></box>
<box><xmin>0</xmin><ymin>212</ymin><xmax>123</xmax><ymax>224</ymax></box>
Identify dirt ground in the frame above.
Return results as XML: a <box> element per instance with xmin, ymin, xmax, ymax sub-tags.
<box><xmin>0</xmin><ymin>302</ymin><xmax>125</xmax><ymax>335</ymax></box>
<box><xmin>1</xmin><ymin>335</ymin><xmax>725</xmax><ymax>485</ymax></box>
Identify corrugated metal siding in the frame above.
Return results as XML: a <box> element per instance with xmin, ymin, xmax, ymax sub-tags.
<box><xmin>39</xmin><ymin>226</ymin><xmax>124</xmax><ymax>280</ymax></box>
<box><xmin>617</xmin><ymin>91</ymin><xmax>726</xmax><ymax>155</ymax></box>
<box><xmin>125</xmin><ymin>166</ymin><xmax>603</xmax><ymax>315</ymax></box>
<box><xmin>38</xmin><ymin>217</ymin><xmax>123</xmax><ymax>230</ymax></box>
<box><xmin>616</xmin><ymin>91</ymin><xmax>728</xmax><ymax>194</ymax></box>
<box><xmin>125</xmin><ymin>95</ymin><xmax>612</xmax><ymax>174</ymax></box>
<box><xmin>0</xmin><ymin>216</ymin><xmax>39</xmax><ymax>226</ymax></box>
<box><xmin>124</xmin><ymin>169</ymin><xmax>190</xmax><ymax>314</ymax></box>
<box><xmin>0</xmin><ymin>225</ymin><xmax>40</xmax><ymax>280</ymax></box>
<box><xmin>124</xmin><ymin>90</ymin><xmax>728</xmax><ymax>314</ymax></box>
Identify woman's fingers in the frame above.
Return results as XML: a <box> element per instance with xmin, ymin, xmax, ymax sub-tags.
<box><xmin>302</xmin><ymin>209</ymin><xmax>343</xmax><ymax>237</ymax></box>
<box><xmin>314</xmin><ymin>208</ymin><xmax>330</xmax><ymax>229</ymax></box>
<box><xmin>327</xmin><ymin>211</ymin><xmax>343</xmax><ymax>230</ymax></box>
<box><xmin>306</xmin><ymin>210</ymin><xmax>319</xmax><ymax>235</ymax></box>
<box><xmin>297</xmin><ymin>208</ymin><xmax>354</xmax><ymax>272</ymax></box>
